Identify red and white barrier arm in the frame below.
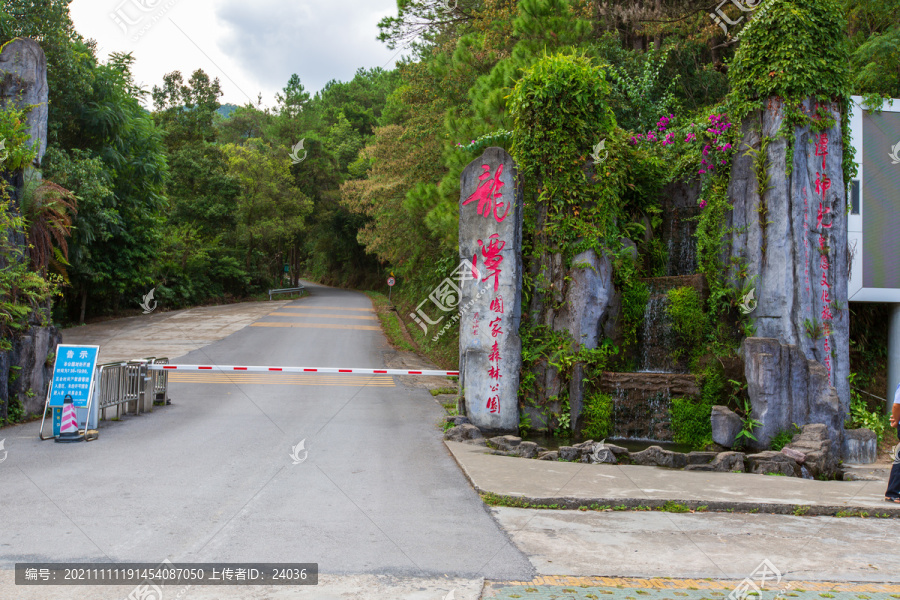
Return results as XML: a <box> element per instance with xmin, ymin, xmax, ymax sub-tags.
<box><xmin>146</xmin><ymin>364</ymin><xmax>459</xmax><ymax>377</ymax></box>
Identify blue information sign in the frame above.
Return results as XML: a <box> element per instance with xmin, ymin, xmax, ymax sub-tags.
<box><xmin>49</xmin><ymin>345</ymin><xmax>99</xmax><ymax>408</ymax></box>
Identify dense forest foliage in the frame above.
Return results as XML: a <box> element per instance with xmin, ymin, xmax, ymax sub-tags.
<box><xmin>1</xmin><ymin>0</ymin><xmax>897</xmax><ymax>426</ymax></box>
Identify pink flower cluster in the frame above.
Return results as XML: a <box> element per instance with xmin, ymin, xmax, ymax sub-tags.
<box><xmin>630</xmin><ymin>113</ymin><xmax>676</xmax><ymax>145</ymax></box>
<box><xmin>698</xmin><ymin>114</ymin><xmax>733</xmax><ymax>176</ymax></box>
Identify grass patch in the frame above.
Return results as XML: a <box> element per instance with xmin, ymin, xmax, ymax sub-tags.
<box><xmin>659</xmin><ymin>501</ymin><xmax>691</xmax><ymax>513</ymax></box>
<box><xmin>364</xmin><ymin>291</ymin><xmax>415</xmax><ymax>352</ymax></box>
<box><xmin>430</xmin><ymin>387</ymin><xmax>458</xmax><ymax>396</ymax></box>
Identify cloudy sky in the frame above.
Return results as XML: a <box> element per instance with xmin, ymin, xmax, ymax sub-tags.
<box><xmin>70</xmin><ymin>0</ymin><xmax>406</xmax><ymax>108</ymax></box>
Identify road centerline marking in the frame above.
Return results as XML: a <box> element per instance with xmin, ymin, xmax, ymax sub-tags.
<box><xmin>266</xmin><ymin>312</ymin><xmax>377</xmax><ymax>320</ymax></box>
<box><xmin>251</xmin><ymin>322</ymin><xmax>381</xmax><ymax>331</ymax></box>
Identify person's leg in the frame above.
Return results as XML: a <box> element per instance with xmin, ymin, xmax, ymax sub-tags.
<box><xmin>887</xmin><ymin>427</ymin><xmax>900</xmax><ymax>500</ymax></box>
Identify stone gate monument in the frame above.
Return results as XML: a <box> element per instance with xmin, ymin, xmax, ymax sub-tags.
<box><xmin>458</xmin><ymin>147</ymin><xmax>523</xmax><ymax>432</ymax></box>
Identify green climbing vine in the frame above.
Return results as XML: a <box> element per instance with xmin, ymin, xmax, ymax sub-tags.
<box><xmin>509</xmin><ymin>52</ymin><xmax>667</xmax><ymax>428</ymax></box>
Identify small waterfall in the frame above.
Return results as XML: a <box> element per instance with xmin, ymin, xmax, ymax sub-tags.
<box><xmin>608</xmin><ymin>380</ymin><xmax>676</xmax><ymax>441</ymax></box>
<box><xmin>666</xmin><ymin>217</ymin><xmax>698</xmax><ymax>276</ymax></box>
<box><xmin>638</xmin><ymin>283</ymin><xmax>677</xmax><ymax>373</ymax></box>
<box><xmin>800</xmin><ymin>466</ymin><xmax>814</xmax><ymax>480</ymax></box>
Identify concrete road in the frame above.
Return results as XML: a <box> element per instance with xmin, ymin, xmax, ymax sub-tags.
<box><xmin>58</xmin><ymin>299</ymin><xmax>290</xmax><ymax>363</ymax></box>
<box><xmin>0</xmin><ymin>283</ymin><xmax>532</xmax><ymax>599</ymax></box>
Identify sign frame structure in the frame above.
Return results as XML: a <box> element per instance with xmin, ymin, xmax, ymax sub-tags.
<box><xmin>39</xmin><ymin>344</ymin><xmax>100</xmax><ymax>441</ymax></box>
<box><xmin>847</xmin><ymin>95</ymin><xmax>900</xmax><ymax>302</ymax></box>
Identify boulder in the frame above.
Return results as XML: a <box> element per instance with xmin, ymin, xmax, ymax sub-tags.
<box><xmin>538</xmin><ymin>451</ymin><xmax>559</xmax><ymax>461</ymax></box>
<box><xmin>745</xmin><ymin>451</ymin><xmax>801</xmax><ymax>477</ymax></box>
<box><xmin>444</xmin><ymin>424</ymin><xmax>483</xmax><ymax>443</ymax></box>
<box><xmin>711</xmin><ymin>405</ymin><xmax>743</xmax><ymax>448</ymax></box>
<box><xmin>585</xmin><ymin>442</ymin><xmax>617</xmax><ymax>464</ymax></box>
<box><xmin>842</xmin><ymin>428</ymin><xmax>877</xmax><ymax>465</ymax></box>
<box><xmin>629</xmin><ymin>446</ymin><xmax>688</xmax><ymax>469</ymax></box>
<box><xmin>514</xmin><ymin>441</ymin><xmax>542</xmax><ymax>459</ymax></box>
<box><xmin>783</xmin><ymin>424</ymin><xmax>838</xmax><ymax>478</ymax></box>
<box><xmin>606</xmin><ymin>443</ymin><xmax>630</xmax><ymax>457</ymax></box>
<box><xmin>710</xmin><ymin>451</ymin><xmax>746</xmax><ymax>472</ymax></box>
<box><xmin>488</xmin><ymin>435</ymin><xmax>522</xmax><ymax>452</ymax></box>
<box><xmin>558</xmin><ymin>446</ymin><xmax>580</xmax><ymax>462</ymax></box>
<box><xmin>686</xmin><ymin>451</ymin><xmax>719</xmax><ymax>465</ymax></box>
<box><xmin>780</xmin><ymin>447</ymin><xmax>806</xmax><ymax>464</ymax></box>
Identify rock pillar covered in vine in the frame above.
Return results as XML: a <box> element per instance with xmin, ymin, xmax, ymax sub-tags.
<box><xmin>723</xmin><ymin>0</ymin><xmax>851</xmax><ymax>454</ymax></box>
<box><xmin>728</xmin><ymin>101</ymin><xmax>850</xmax><ymax>452</ymax></box>
<box><xmin>458</xmin><ymin>147</ymin><xmax>523</xmax><ymax>432</ymax></box>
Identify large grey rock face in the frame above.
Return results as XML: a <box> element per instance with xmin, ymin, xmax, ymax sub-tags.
<box><xmin>6</xmin><ymin>323</ymin><xmax>61</xmax><ymax>417</ymax></box>
<box><xmin>710</xmin><ymin>405</ymin><xmax>743</xmax><ymax>448</ymax></box>
<box><xmin>459</xmin><ymin>147</ymin><xmax>523</xmax><ymax>432</ymax></box>
<box><xmin>743</xmin><ymin>337</ymin><xmax>843</xmax><ymax>456</ymax></box>
<box><xmin>728</xmin><ymin>98</ymin><xmax>850</xmax><ymax>433</ymax></box>
<box><xmin>842</xmin><ymin>428</ymin><xmax>877</xmax><ymax>465</ymax></box>
<box><xmin>0</xmin><ymin>38</ymin><xmax>49</xmax><ymax>168</ymax></box>
<box><xmin>556</xmin><ymin>249</ymin><xmax>613</xmax><ymax>426</ymax></box>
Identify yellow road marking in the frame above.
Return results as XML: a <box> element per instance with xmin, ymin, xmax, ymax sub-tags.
<box><xmin>267</xmin><ymin>312</ymin><xmax>377</xmax><ymax>320</ymax></box>
<box><xmin>278</xmin><ymin>306</ymin><xmax>373</xmax><ymax>312</ymax></box>
<box><xmin>251</xmin><ymin>322</ymin><xmax>381</xmax><ymax>331</ymax></box>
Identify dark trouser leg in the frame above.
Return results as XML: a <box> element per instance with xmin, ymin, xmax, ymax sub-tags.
<box><xmin>887</xmin><ymin>427</ymin><xmax>900</xmax><ymax>499</ymax></box>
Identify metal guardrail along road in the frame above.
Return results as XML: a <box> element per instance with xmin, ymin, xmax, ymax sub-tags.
<box><xmin>268</xmin><ymin>285</ymin><xmax>305</xmax><ymax>301</ymax></box>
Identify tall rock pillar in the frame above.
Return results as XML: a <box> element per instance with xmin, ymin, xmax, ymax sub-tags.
<box><xmin>458</xmin><ymin>147</ymin><xmax>523</xmax><ymax>432</ymax></box>
<box><xmin>728</xmin><ymin>99</ymin><xmax>850</xmax><ymax>452</ymax></box>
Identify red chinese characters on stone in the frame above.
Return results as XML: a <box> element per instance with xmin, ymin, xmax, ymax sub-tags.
<box><xmin>472</xmin><ymin>312</ymin><xmax>480</xmax><ymax>336</ymax></box>
<box><xmin>814</xmin><ymin>132</ymin><xmax>829</xmax><ymax>160</ymax></box>
<box><xmin>488</xmin><ymin>366</ymin><xmax>502</xmax><ymax>380</ymax></box>
<box><xmin>486</xmin><ymin>396</ymin><xmax>499</xmax><ymax>414</ymax></box>
<box><xmin>489</xmin><ymin>341</ymin><xmax>501</xmax><ymax>362</ymax></box>
<box><xmin>490</xmin><ymin>295</ymin><xmax>504</xmax><ymax>314</ymax></box>
<box><xmin>815</xmin><ymin>173</ymin><xmax>832</xmax><ymax>197</ymax></box>
<box><xmin>463</xmin><ymin>164</ymin><xmax>510</xmax><ymax>223</ymax></box>
<box><xmin>816</xmin><ymin>203</ymin><xmax>833</xmax><ymax>230</ymax></box>
<box><xmin>475</xmin><ymin>234</ymin><xmax>505</xmax><ymax>292</ymax></box>
<box><xmin>489</xmin><ymin>317</ymin><xmax>503</xmax><ymax>338</ymax></box>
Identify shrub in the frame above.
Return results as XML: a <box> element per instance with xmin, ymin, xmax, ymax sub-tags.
<box><xmin>666</xmin><ymin>286</ymin><xmax>706</xmax><ymax>362</ymax></box>
<box><xmin>670</xmin><ymin>396</ymin><xmax>713</xmax><ymax>450</ymax></box>
<box><xmin>769</xmin><ymin>424</ymin><xmax>801</xmax><ymax>451</ymax></box>
<box><xmin>582</xmin><ymin>392</ymin><xmax>613</xmax><ymax>440</ymax></box>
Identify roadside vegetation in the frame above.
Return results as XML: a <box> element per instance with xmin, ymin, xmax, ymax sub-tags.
<box><xmin>2</xmin><ymin>0</ymin><xmax>897</xmax><ymax>427</ymax></box>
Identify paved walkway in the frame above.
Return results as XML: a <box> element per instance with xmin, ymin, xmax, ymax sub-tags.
<box><xmin>445</xmin><ymin>442</ymin><xmax>899</xmax><ymax>516</ymax></box>
<box><xmin>61</xmin><ymin>300</ymin><xmax>289</xmax><ymax>362</ymax></box>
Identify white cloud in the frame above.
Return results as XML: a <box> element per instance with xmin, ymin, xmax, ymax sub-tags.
<box><xmin>70</xmin><ymin>0</ymin><xmax>402</xmax><ymax>108</ymax></box>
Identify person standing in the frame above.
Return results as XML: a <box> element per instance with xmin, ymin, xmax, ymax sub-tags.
<box><xmin>886</xmin><ymin>383</ymin><xmax>900</xmax><ymax>502</ymax></box>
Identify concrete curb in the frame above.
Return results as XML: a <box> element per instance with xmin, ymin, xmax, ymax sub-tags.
<box><xmin>478</xmin><ymin>492</ymin><xmax>900</xmax><ymax>518</ymax></box>
<box><xmin>445</xmin><ymin>440</ymin><xmax>900</xmax><ymax>518</ymax></box>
